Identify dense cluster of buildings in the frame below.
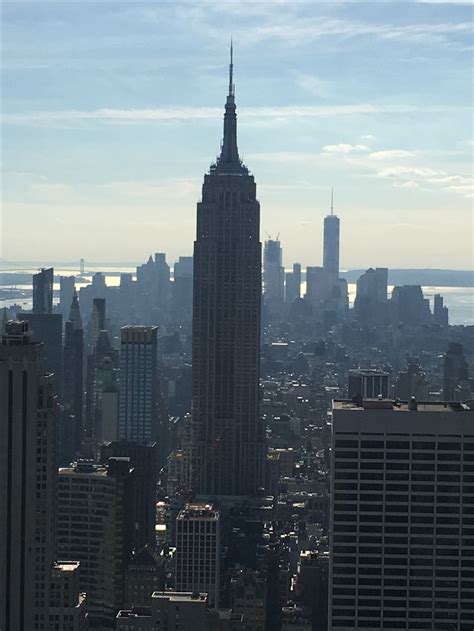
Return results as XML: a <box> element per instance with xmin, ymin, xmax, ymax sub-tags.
<box><xmin>1</xmin><ymin>51</ymin><xmax>473</xmax><ymax>631</ymax></box>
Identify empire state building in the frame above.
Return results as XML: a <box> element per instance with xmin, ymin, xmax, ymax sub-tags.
<box><xmin>190</xmin><ymin>47</ymin><xmax>265</xmax><ymax>497</ymax></box>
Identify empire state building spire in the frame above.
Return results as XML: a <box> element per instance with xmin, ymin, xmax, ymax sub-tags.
<box><xmin>190</xmin><ymin>48</ymin><xmax>265</xmax><ymax>497</ymax></box>
<box><xmin>217</xmin><ymin>41</ymin><xmax>242</xmax><ymax>171</ymax></box>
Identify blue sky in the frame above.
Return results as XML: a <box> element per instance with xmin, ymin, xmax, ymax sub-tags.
<box><xmin>2</xmin><ymin>0</ymin><xmax>473</xmax><ymax>268</ymax></box>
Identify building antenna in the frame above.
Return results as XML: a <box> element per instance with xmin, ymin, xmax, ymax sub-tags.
<box><xmin>229</xmin><ymin>38</ymin><xmax>234</xmax><ymax>97</ymax></box>
<box><xmin>331</xmin><ymin>187</ymin><xmax>334</xmax><ymax>216</ymax></box>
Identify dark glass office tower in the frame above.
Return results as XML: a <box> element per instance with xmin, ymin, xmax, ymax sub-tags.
<box><xmin>33</xmin><ymin>267</ymin><xmax>54</xmax><ymax>314</ymax></box>
<box><xmin>191</xmin><ymin>47</ymin><xmax>265</xmax><ymax>497</ymax></box>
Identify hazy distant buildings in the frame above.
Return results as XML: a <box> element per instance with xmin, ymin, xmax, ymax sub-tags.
<box><xmin>89</xmin><ymin>297</ymin><xmax>106</xmax><ymax>350</ymax></box>
<box><xmin>175</xmin><ymin>503</ymin><xmax>221</xmax><ymax>607</ymax></box>
<box><xmin>264</xmin><ymin>238</ymin><xmax>285</xmax><ymax>306</ymax></box>
<box><xmin>330</xmin><ymin>398</ymin><xmax>474</xmax><ymax>630</ymax></box>
<box><xmin>136</xmin><ymin>253</ymin><xmax>171</xmax><ymax>316</ymax></box>
<box><xmin>354</xmin><ymin>267</ymin><xmax>388</xmax><ymax>324</ymax></box>
<box><xmin>59</xmin><ymin>275</ymin><xmax>75</xmax><ymax>320</ymax></box>
<box><xmin>323</xmin><ymin>200</ymin><xmax>340</xmax><ymax>277</ymax></box>
<box><xmin>119</xmin><ymin>326</ymin><xmax>159</xmax><ymax>445</ymax></box>
<box><xmin>190</xmin><ymin>48</ymin><xmax>265</xmax><ymax>496</ymax></box>
<box><xmin>305</xmin><ymin>196</ymin><xmax>347</xmax><ymax>317</ymax></box>
<box><xmin>394</xmin><ymin>357</ymin><xmax>429</xmax><ymax>401</ymax></box>
<box><xmin>434</xmin><ymin>293</ymin><xmax>449</xmax><ymax>327</ymax></box>
<box><xmin>33</xmin><ymin>267</ymin><xmax>54</xmax><ymax>314</ymax></box>
<box><xmin>0</xmin><ymin>321</ymin><xmax>57</xmax><ymax>631</ymax></box>
<box><xmin>63</xmin><ymin>290</ymin><xmax>84</xmax><ymax>456</ymax></box>
<box><xmin>285</xmin><ymin>263</ymin><xmax>301</xmax><ymax>304</ymax></box>
<box><xmin>172</xmin><ymin>256</ymin><xmax>193</xmax><ymax>321</ymax></box>
<box><xmin>305</xmin><ymin>266</ymin><xmax>330</xmax><ymax>306</ymax></box>
<box><xmin>391</xmin><ymin>285</ymin><xmax>431</xmax><ymax>325</ymax></box>
<box><xmin>443</xmin><ymin>341</ymin><xmax>469</xmax><ymax>401</ymax></box>
<box><xmin>85</xmin><ymin>328</ymin><xmax>119</xmax><ymax>449</ymax></box>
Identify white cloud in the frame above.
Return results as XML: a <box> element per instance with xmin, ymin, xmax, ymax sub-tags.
<box><xmin>243</xmin><ymin>16</ymin><xmax>472</xmax><ymax>47</ymax></box>
<box><xmin>99</xmin><ymin>178</ymin><xmax>200</xmax><ymax>200</ymax></box>
<box><xmin>323</xmin><ymin>143</ymin><xmax>370</xmax><ymax>153</ymax></box>
<box><xmin>376</xmin><ymin>166</ymin><xmax>442</xmax><ymax>178</ymax></box>
<box><xmin>3</xmin><ymin>103</ymin><xmax>468</xmax><ymax>127</ymax></box>
<box><xmin>393</xmin><ymin>181</ymin><xmax>420</xmax><ymax>189</ymax></box>
<box><xmin>415</xmin><ymin>0</ymin><xmax>473</xmax><ymax>4</ymax></box>
<box><xmin>368</xmin><ymin>150</ymin><xmax>416</xmax><ymax>160</ymax></box>
<box><xmin>294</xmin><ymin>72</ymin><xmax>331</xmax><ymax>98</ymax></box>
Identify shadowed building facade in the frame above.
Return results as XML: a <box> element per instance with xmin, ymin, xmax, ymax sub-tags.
<box><xmin>0</xmin><ymin>321</ymin><xmax>57</xmax><ymax>631</ymax></box>
<box><xmin>190</xmin><ymin>46</ymin><xmax>265</xmax><ymax>497</ymax></box>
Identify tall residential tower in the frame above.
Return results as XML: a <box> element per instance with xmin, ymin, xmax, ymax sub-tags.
<box><xmin>190</xmin><ymin>46</ymin><xmax>265</xmax><ymax>497</ymax></box>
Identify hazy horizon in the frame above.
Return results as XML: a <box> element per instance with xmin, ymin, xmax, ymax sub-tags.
<box><xmin>3</xmin><ymin>1</ymin><xmax>473</xmax><ymax>267</ymax></box>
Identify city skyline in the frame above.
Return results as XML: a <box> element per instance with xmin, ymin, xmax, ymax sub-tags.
<box><xmin>3</xmin><ymin>1</ymin><xmax>473</xmax><ymax>268</ymax></box>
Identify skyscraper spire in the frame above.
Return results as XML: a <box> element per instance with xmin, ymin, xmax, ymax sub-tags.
<box><xmin>229</xmin><ymin>38</ymin><xmax>234</xmax><ymax>97</ymax></box>
<box><xmin>68</xmin><ymin>289</ymin><xmax>83</xmax><ymax>331</ymax></box>
<box><xmin>331</xmin><ymin>187</ymin><xmax>334</xmax><ymax>216</ymax></box>
<box><xmin>217</xmin><ymin>41</ymin><xmax>242</xmax><ymax>171</ymax></box>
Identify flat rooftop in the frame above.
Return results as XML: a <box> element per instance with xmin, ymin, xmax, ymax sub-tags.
<box><xmin>177</xmin><ymin>502</ymin><xmax>219</xmax><ymax>521</ymax></box>
<box><xmin>333</xmin><ymin>399</ymin><xmax>471</xmax><ymax>413</ymax></box>
<box><xmin>151</xmin><ymin>591</ymin><xmax>207</xmax><ymax>603</ymax></box>
<box><xmin>53</xmin><ymin>561</ymin><xmax>80</xmax><ymax>572</ymax></box>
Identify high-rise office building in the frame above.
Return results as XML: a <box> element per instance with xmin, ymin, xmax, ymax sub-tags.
<box><xmin>17</xmin><ymin>311</ymin><xmax>63</xmax><ymax>396</ymax></box>
<box><xmin>285</xmin><ymin>263</ymin><xmax>301</xmax><ymax>304</ymax></box>
<box><xmin>354</xmin><ymin>267</ymin><xmax>388</xmax><ymax>323</ymax></box>
<box><xmin>304</xmin><ymin>196</ymin><xmax>347</xmax><ymax>316</ymax></box>
<box><xmin>434</xmin><ymin>293</ymin><xmax>449</xmax><ymax>327</ymax></box>
<box><xmin>63</xmin><ymin>289</ymin><xmax>84</xmax><ymax>455</ymax></box>
<box><xmin>89</xmin><ymin>296</ymin><xmax>106</xmax><ymax>350</ymax></box>
<box><xmin>117</xmin><ymin>592</ymin><xmax>209</xmax><ymax>631</ymax></box>
<box><xmin>48</xmin><ymin>562</ymin><xmax>88</xmax><ymax>630</ymax></box>
<box><xmin>264</xmin><ymin>238</ymin><xmax>285</xmax><ymax>304</ymax></box>
<box><xmin>175</xmin><ymin>503</ymin><xmax>221</xmax><ymax>607</ymax></box>
<box><xmin>57</xmin><ymin>459</ymin><xmax>135</xmax><ymax>625</ymax></box>
<box><xmin>123</xmin><ymin>546</ymin><xmax>165</xmax><ymax>608</ymax></box>
<box><xmin>305</xmin><ymin>266</ymin><xmax>332</xmax><ymax>307</ymax></box>
<box><xmin>443</xmin><ymin>341</ymin><xmax>469</xmax><ymax>401</ymax></box>
<box><xmin>394</xmin><ymin>358</ymin><xmax>429</xmax><ymax>401</ymax></box>
<box><xmin>323</xmin><ymin>193</ymin><xmax>340</xmax><ymax>278</ymax></box>
<box><xmin>348</xmin><ymin>368</ymin><xmax>390</xmax><ymax>400</ymax></box>
<box><xmin>118</xmin><ymin>326</ymin><xmax>159</xmax><ymax>444</ymax></box>
<box><xmin>59</xmin><ymin>275</ymin><xmax>75</xmax><ymax>320</ymax></box>
<box><xmin>172</xmin><ymin>256</ymin><xmax>194</xmax><ymax>321</ymax></box>
<box><xmin>390</xmin><ymin>285</ymin><xmax>431</xmax><ymax>325</ymax></box>
<box><xmin>100</xmin><ymin>440</ymin><xmax>158</xmax><ymax>551</ymax></box>
<box><xmin>0</xmin><ymin>321</ymin><xmax>57</xmax><ymax>631</ymax></box>
<box><xmin>136</xmin><ymin>253</ymin><xmax>171</xmax><ymax>312</ymax></box>
<box><xmin>330</xmin><ymin>398</ymin><xmax>474</xmax><ymax>630</ymax></box>
<box><xmin>85</xmin><ymin>328</ymin><xmax>119</xmax><ymax>449</ymax></box>
<box><xmin>191</xmin><ymin>46</ymin><xmax>265</xmax><ymax>497</ymax></box>
<box><xmin>33</xmin><ymin>267</ymin><xmax>54</xmax><ymax>314</ymax></box>
<box><xmin>230</xmin><ymin>570</ymin><xmax>266</xmax><ymax>630</ymax></box>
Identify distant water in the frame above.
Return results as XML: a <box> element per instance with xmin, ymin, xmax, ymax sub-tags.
<box><xmin>1</xmin><ymin>268</ymin><xmax>473</xmax><ymax>326</ymax></box>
